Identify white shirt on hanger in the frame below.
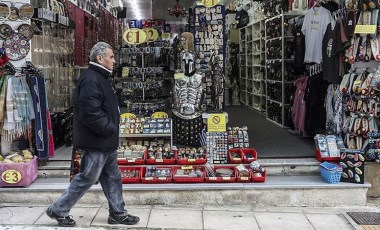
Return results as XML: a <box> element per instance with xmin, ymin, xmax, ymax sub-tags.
<box><xmin>301</xmin><ymin>6</ymin><xmax>332</xmax><ymax>64</ymax></box>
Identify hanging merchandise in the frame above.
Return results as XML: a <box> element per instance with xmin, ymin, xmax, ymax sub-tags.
<box><xmin>2</xmin><ymin>33</ymin><xmax>30</xmax><ymax>61</ymax></box>
<box><xmin>301</xmin><ymin>3</ymin><xmax>332</xmax><ymax>64</ymax></box>
<box><xmin>340</xmin><ymin>149</ymin><xmax>365</xmax><ymax>184</ymax></box>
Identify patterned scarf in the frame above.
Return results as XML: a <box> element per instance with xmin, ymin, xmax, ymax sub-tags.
<box><xmin>0</xmin><ymin>74</ymin><xmax>8</xmax><ymax>123</ymax></box>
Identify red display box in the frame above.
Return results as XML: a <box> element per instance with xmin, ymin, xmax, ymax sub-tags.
<box><xmin>235</xmin><ymin>166</ymin><xmax>252</xmax><ymax>183</ymax></box>
<box><xmin>175</xmin><ymin>150</ymin><xmax>207</xmax><ymax>165</ymax></box>
<box><xmin>141</xmin><ymin>166</ymin><xmax>172</xmax><ymax>183</ymax></box>
<box><xmin>314</xmin><ymin>149</ymin><xmax>340</xmax><ymax>162</ymax></box>
<box><xmin>204</xmin><ymin>166</ymin><xmax>237</xmax><ymax>183</ymax></box>
<box><xmin>0</xmin><ymin>157</ymin><xmax>38</xmax><ymax>187</ymax></box>
<box><xmin>119</xmin><ymin>166</ymin><xmax>141</xmax><ymax>184</ymax></box>
<box><xmin>241</xmin><ymin>148</ymin><xmax>258</xmax><ymax>163</ymax></box>
<box><xmin>251</xmin><ymin>170</ymin><xmax>267</xmax><ymax>183</ymax></box>
<box><xmin>172</xmin><ymin>166</ymin><xmax>205</xmax><ymax>183</ymax></box>
<box><xmin>228</xmin><ymin>148</ymin><xmax>243</xmax><ymax>164</ymax></box>
<box><xmin>117</xmin><ymin>152</ymin><xmax>145</xmax><ymax>165</ymax></box>
<box><xmin>145</xmin><ymin>150</ymin><xmax>176</xmax><ymax>165</ymax></box>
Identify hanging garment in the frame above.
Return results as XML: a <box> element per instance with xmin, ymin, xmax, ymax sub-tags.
<box><xmin>47</xmin><ymin>110</ymin><xmax>55</xmax><ymax>157</ymax></box>
<box><xmin>301</xmin><ymin>6</ymin><xmax>332</xmax><ymax>63</ymax></box>
<box><xmin>30</xmin><ymin>75</ymin><xmax>49</xmax><ymax>160</ymax></box>
<box><xmin>325</xmin><ymin>84</ymin><xmax>343</xmax><ymax>134</ymax></box>
<box><xmin>292</xmin><ymin>75</ymin><xmax>309</xmax><ymax>136</ymax></box>
<box><xmin>0</xmin><ymin>75</ymin><xmax>8</xmax><ymax>123</ymax></box>
<box><xmin>322</xmin><ymin>22</ymin><xmax>343</xmax><ymax>84</ymax></box>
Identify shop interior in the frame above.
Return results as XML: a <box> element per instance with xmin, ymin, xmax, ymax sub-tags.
<box><xmin>0</xmin><ymin>0</ymin><xmax>378</xmax><ymax>186</ymax></box>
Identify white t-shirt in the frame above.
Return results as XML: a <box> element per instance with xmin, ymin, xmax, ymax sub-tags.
<box><xmin>301</xmin><ymin>6</ymin><xmax>332</xmax><ymax>64</ymax></box>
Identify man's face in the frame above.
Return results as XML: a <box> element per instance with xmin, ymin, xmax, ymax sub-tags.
<box><xmin>98</xmin><ymin>48</ymin><xmax>115</xmax><ymax>71</ymax></box>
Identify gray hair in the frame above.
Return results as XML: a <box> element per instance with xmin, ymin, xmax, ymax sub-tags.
<box><xmin>89</xmin><ymin>42</ymin><xmax>113</xmax><ymax>62</ymax></box>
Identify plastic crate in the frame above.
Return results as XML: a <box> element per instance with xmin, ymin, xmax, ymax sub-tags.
<box><xmin>172</xmin><ymin>166</ymin><xmax>205</xmax><ymax>183</ymax></box>
<box><xmin>241</xmin><ymin>148</ymin><xmax>258</xmax><ymax>163</ymax></box>
<box><xmin>0</xmin><ymin>157</ymin><xmax>38</xmax><ymax>187</ymax></box>
<box><xmin>119</xmin><ymin>166</ymin><xmax>141</xmax><ymax>183</ymax></box>
<box><xmin>117</xmin><ymin>151</ymin><xmax>145</xmax><ymax>165</ymax></box>
<box><xmin>176</xmin><ymin>150</ymin><xmax>207</xmax><ymax>165</ymax></box>
<box><xmin>145</xmin><ymin>150</ymin><xmax>176</xmax><ymax>165</ymax></box>
<box><xmin>141</xmin><ymin>166</ymin><xmax>172</xmax><ymax>184</ymax></box>
<box><xmin>235</xmin><ymin>167</ymin><xmax>252</xmax><ymax>183</ymax></box>
<box><xmin>315</xmin><ymin>149</ymin><xmax>340</xmax><ymax>162</ymax></box>
<box><xmin>228</xmin><ymin>148</ymin><xmax>243</xmax><ymax>164</ymax></box>
<box><xmin>251</xmin><ymin>170</ymin><xmax>266</xmax><ymax>183</ymax></box>
<box><xmin>319</xmin><ymin>162</ymin><xmax>342</xmax><ymax>184</ymax></box>
<box><xmin>205</xmin><ymin>166</ymin><xmax>237</xmax><ymax>183</ymax></box>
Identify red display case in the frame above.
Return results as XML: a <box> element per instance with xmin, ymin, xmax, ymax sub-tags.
<box><xmin>228</xmin><ymin>148</ymin><xmax>243</xmax><ymax>164</ymax></box>
<box><xmin>241</xmin><ymin>148</ymin><xmax>258</xmax><ymax>163</ymax></box>
<box><xmin>204</xmin><ymin>166</ymin><xmax>237</xmax><ymax>183</ymax></box>
<box><xmin>172</xmin><ymin>166</ymin><xmax>205</xmax><ymax>183</ymax></box>
<box><xmin>141</xmin><ymin>166</ymin><xmax>172</xmax><ymax>184</ymax></box>
<box><xmin>119</xmin><ymin>166</ymin><xmax>141</xmax><ymax>184</ymax></box>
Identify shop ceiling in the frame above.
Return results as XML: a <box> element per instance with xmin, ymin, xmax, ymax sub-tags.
<box><xmin>122</xmin><ymin>0</ymin><xmax>233</xmax><ymax>22</ymax></box>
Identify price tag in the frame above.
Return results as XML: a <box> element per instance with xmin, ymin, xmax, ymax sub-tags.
<box><xmin>240</xmin><ymin>177</ymin><xmax>248</xmax><ymax>181</ymax></box>
<box><xmin>208</xmin><ymin>177</ymin><xmax>217</xmax><ymax>180</ymax></box>
<box><xmin>174</xmin><ymin>72</ymin><xmax>185</xmax><ymax>79</ymax></box>
<box><xmin>120</xmin><ymin>113</ymin><xmax>136</xmax><ymax>119</ymax></box>
<box><xmin>188</xmin><ymin>159</ymin><xmax>196</xmax><ymax>162</ymax></box>
<box><xmin>156</xmin><ymin>159</ymin><xmax>164</xmax><ymax>163</ymax></box>
<box><xmin>201</xmin><ymin>0</ymin><xmax>218</xmax><ymax>7</ymax></box>
<box><xmin>145</xmin><ymin>177</ymin><xmax>153</xmax><ymax>181</ymax></box>
<box><xmin>161</xmin><ymin>33</ymin><xmax>171</xmax><ymax>40</ymax></box>
<box><xmin>2</xmin><ymin>170</ymin><xmax>22</xmax><ymax>184</ymax></box>
<box><xmin>127</xmin><ymin>159</ymin><xmax>136</xmax><ymax>163</ymax></box>
<box><xmin>143</xmin><ymin>28</ymin><xmax>159</xmax><ymax>42</ymax></box>
<box><xmin>158</xmin><ymin>177</ymin><xmax>167</xmax><ymax>180</ymax></box>
<box><xmin>123</xmin><ymin>28</ymin><xmax>147</xmax><ymax>45</ymax></box>
<box><xmin>181</xmin><ymin>166</ymin><xmax>193</xmax><ymax>170</ymax></box>
<box><xmin>222</xmin><ymin>176</ymin><xmax>231</xmax><ymax>180</ymax></box>
<box><xmin>354</xmin><ymin>25</ymin><xmax>376</xmax><ymax>34</ymax></box>
<box><xmin>151</xmin><ymin>112</ymin><xmax>168</xmax><ymax>119</ymax></box>
<box><xmin>232</xmin><ymin>158</ymin><xmax>241</xmax><ymax>161</ymax></box>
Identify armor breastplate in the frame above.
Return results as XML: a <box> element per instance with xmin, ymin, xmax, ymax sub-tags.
<box><xmin>173</xmin><ymin>73</ymin><xmax>203</xmax><ymax>119</ymax></box>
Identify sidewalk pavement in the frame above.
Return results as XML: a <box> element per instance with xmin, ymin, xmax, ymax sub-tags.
<box><xmin>1</xmin><ymin>202</ymin><xmax>380</xmax><ymax>230</ymax></box>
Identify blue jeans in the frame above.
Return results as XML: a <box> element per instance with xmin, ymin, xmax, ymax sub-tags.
<box><xmin>51</xmin><ymin>149</ymin><xmax>126</xmax><ymax>217</ymax></box>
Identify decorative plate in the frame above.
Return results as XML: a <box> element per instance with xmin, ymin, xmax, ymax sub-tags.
<box><xmin>0</xmin><ymin>3</ymin><xmax>10</xmax><ymax>20</ymax></box>
<box><xmin>8</xmin><ymin>6</ymin><xmax>19</xmax><ymax>21</ymax></box>
<box><xmin>18</xmin><ymin>4</ymin><xmax>34</xmax><ymax>20</ymax></box>
<box><xmin>0</xmin><ymin>23</ymin><xmax>12</xmax><ymax>39</ymax></box>
<box><xmin>3</xmin><ymin>33</ymin><xmax>30</xmax><ymax>61</ymax></box>
<box><xmin>17</xmin><ymin>24</ymin><xmax>33</xmax><ymax>40</ymax></box>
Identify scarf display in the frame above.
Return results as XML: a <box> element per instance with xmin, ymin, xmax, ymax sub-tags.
<box><xmin>30</xmin><ymin>75</ymin><xmax>49</xmax><ymax>160</ymax></box>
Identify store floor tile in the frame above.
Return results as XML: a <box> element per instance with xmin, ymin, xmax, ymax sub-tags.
<box><xmin>203</xmin><ymin>210</ymin><xmax>258</xmax><ymax>230</ymax></box>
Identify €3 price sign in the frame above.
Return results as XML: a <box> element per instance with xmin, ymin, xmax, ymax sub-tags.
<box><xmin>123</xmin><ymin>28</ymin><xmax>147</xmax><ymax>45</ymax></box>
<box><xmin>2</xmin><ymin>169</ymin><xmax>22</xmax><ymax>184</ymax></box>
<box><xmin>201</xmin><ymin>0</ymin><xmax>218</xmax><ymax>7</ymax></box>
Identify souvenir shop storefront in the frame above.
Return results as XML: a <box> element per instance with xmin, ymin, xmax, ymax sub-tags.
<box><xmin>0</xmin><ymin>0</ymin><xmax>379</xmax><ymax>191</ymax></box>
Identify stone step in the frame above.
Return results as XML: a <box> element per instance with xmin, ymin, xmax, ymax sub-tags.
<box><xmin>37</xmin><ymin>157</ymin><xmax>321</xmax><ymax>179</ymax></box>
<box><xmin>0</xmin><ymin>175</ymin><xmax>370</xmax><ymax>207</ymax></box>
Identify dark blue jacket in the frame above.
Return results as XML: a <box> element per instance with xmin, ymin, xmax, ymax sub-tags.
<box><xmin>73</xmin><ymin>63</ymin><xmax>120</xmax><ymax>150</ymax></box>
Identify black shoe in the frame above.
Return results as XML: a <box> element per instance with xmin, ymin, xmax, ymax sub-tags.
<box><xmin>46</xmin><ymin>207</ymin><xmax>76</xmax><ymax>227</ymax></box>
<box><xmin>108</xmin><ymin>213</ymin><xmax>140</xmax><ymax>225</ymax></box>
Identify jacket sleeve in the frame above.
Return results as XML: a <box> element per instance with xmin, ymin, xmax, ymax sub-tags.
<box><xmin>77</xmin><ymin>78</ymin><xmax>117</xmax><ymax>136</ymax></box>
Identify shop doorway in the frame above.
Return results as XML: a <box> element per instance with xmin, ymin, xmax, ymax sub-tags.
<box><xmin>226</xmin><ymin>106</ymin><xmax>314</xmax><ymax>158</ymax></box>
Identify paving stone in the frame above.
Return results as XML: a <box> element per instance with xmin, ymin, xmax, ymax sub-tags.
<box><xmin>35</xmin><ymin>207</ymin><xmax>100</xmax><ymax>227</ymax></box>
<box><xmin>255</xmin><ymin>212</ymin><xmax>314</xmax><ymax>230</ymax></box>
<box><xmin>203</xmin><ymin>210</ymin><xmax>258</xmax><ymax>230</ymax></box>
<box><xmin>204</xmin><ymin>205</ymin><xmax>252</xmax><ymax>212</ymax></box>
<box><xmin>91</xmin><ymin>206</ymin><xmax>150</xmax><ymax>228</ymax></box>
<box><xmin>148</xmin><ymin>208</ymin><xmax>202</xmax><ymax>229</ymax></box>
<box><xmin>306</xmin><ymin>213</ymin><xmax>354</xmax><ymax>230</ymax></box>
<box><xmin>0</xmin><ymin>206</ymin><xmax>46</xmax><ymax>225</ymax></box>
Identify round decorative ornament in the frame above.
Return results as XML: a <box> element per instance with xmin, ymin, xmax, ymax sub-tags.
<box><xmin>17</xmin><ymin>24</ymin><xmax>33</xmax><ymax>40</ymax></box>
<box><xmin>18</xmin><ymin>4</ymin><xmax>34</xmax><ymax>20</ymax></box>
<box><xmin>0</xmin><ymin>3</ymin><xmax>10</xmax><ymax>20</ymax></box>
<box><xmin>8</xmin><ymin>6</ymin><xmax>19</xmax><ymax>21</ymax></box>
<box><xmin>0</xmin><ymin>23</ymin><xmax>12</xmax><ymax>39</ymax></box>
<box><xmin>3</xmin><ymin>33</ymin><xmax>30</xmax><ymax>61</ymax></box>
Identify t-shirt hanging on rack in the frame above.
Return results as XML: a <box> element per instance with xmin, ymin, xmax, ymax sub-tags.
<box><xmin>301</xmin><ymin>6</ymin><xmax>332</xmax><ymax>64</ymax></box>
<box><xmin>322</xmin><ymin>21</ymin><xmax>343</xmax><ymax>84</ymax></box>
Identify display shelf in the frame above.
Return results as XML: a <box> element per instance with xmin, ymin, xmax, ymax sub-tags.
<box><xmin>120</xmin><ymin>134</ymin><xmax>171</xmax><ymax>138</ymax></box>
<box><xmin>267</xmin><ymin>98</ymin><xmax>282</xmax><ymax>104</ymax></box>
